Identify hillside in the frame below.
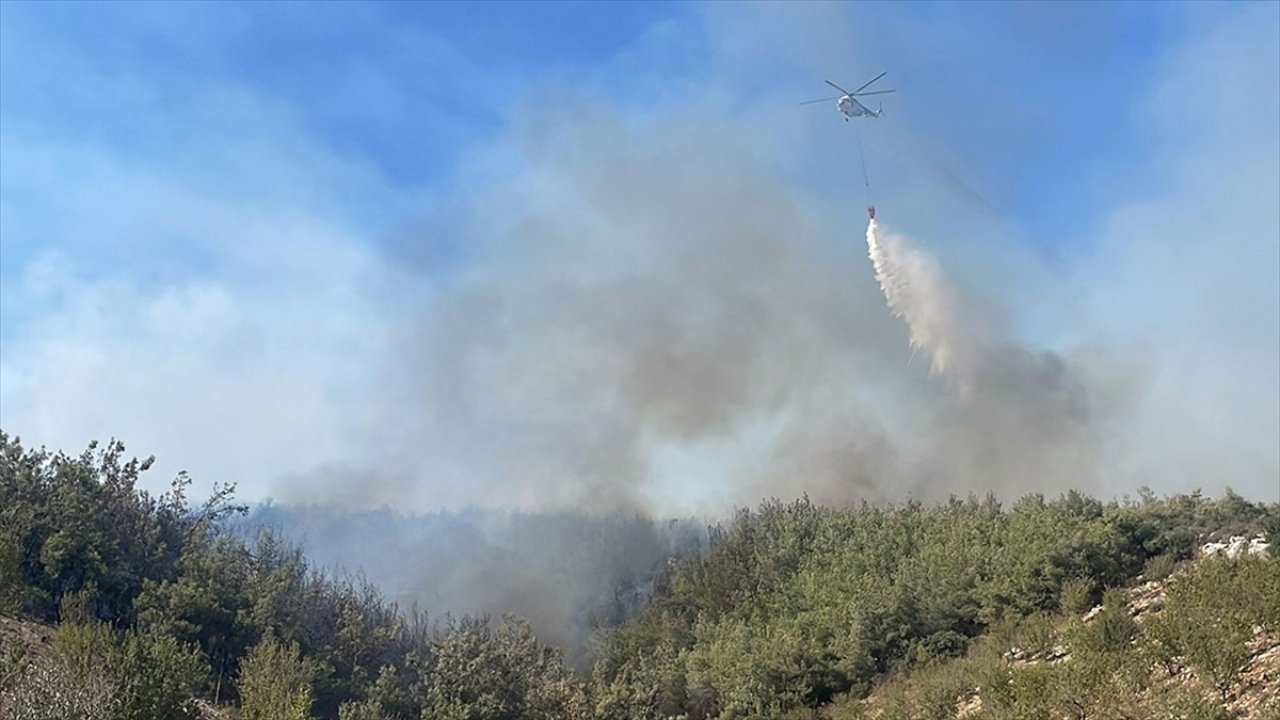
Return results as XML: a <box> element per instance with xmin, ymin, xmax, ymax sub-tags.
<box><xmin>2</xmin><ymin>432</ymin><xmax>1278</xmax><ymax>719</ymax></box>
<box><xmin>837</xmin><ymin>546</ymin><xmax>1279</xmax><ymax>719</ymax></box>
<box><xmin>588</xmin><ymin>496</ymin><xmax>1280</xmax><ymax>719</ymax></box>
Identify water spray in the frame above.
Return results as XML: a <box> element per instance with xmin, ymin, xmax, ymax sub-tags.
<box><xmin>865</xmin><ymin>220</ymin><xmax>976</xmax><ymax>386</ymax></box>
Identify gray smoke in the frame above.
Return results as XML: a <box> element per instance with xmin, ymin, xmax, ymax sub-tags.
<box><xmin>241</xmin><ymin>504</ymin><xmax>706</xmax><ymax>667</ymax></box>
<box><xmin>267</xmin><ymin>113</ymin><xmax>1108</xmax><ymax>655</ymax></box>
<box><xmin>281</xmin><ymin>107</ymin><xmax>1110</xmax><ymax>514</ymax></box>
<box><xmin>864</xmin><ymin>218</ymin><xmax>1097</xmax><ymax>497</ymax></box>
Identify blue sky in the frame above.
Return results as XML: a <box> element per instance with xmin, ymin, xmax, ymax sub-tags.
<box><xmin>0</xmin><ymin>0</ymin><xmax>1203</xmax><ymax>276</ymax></box>
<box><xmin>1</xmin><ymin>1</ymin><xmax>1277</xmax><ymax>509</ymax></box>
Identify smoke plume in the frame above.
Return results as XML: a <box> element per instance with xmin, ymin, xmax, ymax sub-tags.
<box><xmin>274</xmin><ymin>110</ymin><xmax>1113</xmax><ymax>516</ymax></box>
<box><xmin>864</xmin><ymin>217</ymin><xmax>1097</xmax><ymax>496</ymax></box>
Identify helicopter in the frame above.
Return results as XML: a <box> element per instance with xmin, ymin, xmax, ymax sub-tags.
<box><xmin>800</xmin><ymin>72</ymin><xmax>896</xmax><ymax>120</ymax></box>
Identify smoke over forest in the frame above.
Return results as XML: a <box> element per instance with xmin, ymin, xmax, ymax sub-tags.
<box><xmin>240</xmin><ymin>503</ymin><xmax>704</xmax><ymax>665</ymax></box>
<box><xmin>279</xmin><ymin>113</ymin><xmax>1123</xmax><ymax>517</ymax></box>
<box><xmin>253</xmin><ymin>78</ymin><xmax>1275</xmax><ymax>649</ymax></box>
<box><xmin>257</xmin><ymin>166</ymin><xmax>1106</xmax><ymax>654</ymax></box>
<box><xmin>2</xmin><ymin>3</ymin><xmax>1276</xmax><ymax>681</ymax></box>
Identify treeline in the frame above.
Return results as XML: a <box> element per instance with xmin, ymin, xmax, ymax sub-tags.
<box><xmin>2</xmin><ymin>431</ymin><xmax>1277</xmax><ymax>719</ymax></box>
<box><xmin>0</xmin><ymin>433</ymin><xmax>591</xmax><ymax>719</ymax></box>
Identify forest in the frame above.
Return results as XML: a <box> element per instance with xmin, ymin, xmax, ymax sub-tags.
<box><xmin>2</xmin><ymin>431</ymin><xmax>1277</xmax><ymax>720</ymax></box>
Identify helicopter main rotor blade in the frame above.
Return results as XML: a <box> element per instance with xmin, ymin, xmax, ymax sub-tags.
<box><xmin>799</xmin><ymin>96</ymin><xmax>842</xmax><ymax>105</ymax></box>
<box><xmin>852</xmin><ymin>71</ymin><xmax>887</xmax><ymax>95</ymax></box>
<box><xmin>825</xmin><ymin>79</ymin><xmax>854</xmax><ymax>96</ymax></box>
<box><xmin>854</xmin><ymin>89</ymin><xmax>896</xmax><ymax>96</ymax></box>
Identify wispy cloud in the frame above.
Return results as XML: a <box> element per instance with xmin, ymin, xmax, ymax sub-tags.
<box><xmin>1070</xmin><ymin>1</ymin><xmax>1280</xmax><ymax>497</ymax></box>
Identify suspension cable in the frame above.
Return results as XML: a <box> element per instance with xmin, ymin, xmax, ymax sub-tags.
<box><xmin>854</xmin><ymin>120</ymin><xmax>871</xmax><ymax>206</ymax></box>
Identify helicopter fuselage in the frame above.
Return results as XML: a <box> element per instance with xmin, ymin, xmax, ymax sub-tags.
<box><xmin>837</xmin><ymin>94</ymin><xmax>877</xmax><ymax>119</ymax></box>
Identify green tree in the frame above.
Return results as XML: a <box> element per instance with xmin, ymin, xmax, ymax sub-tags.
<box><xmin>0</xmin><ymin>433</ymin><xmax>243</xmax><ymax>625</ymax></box>
<box><xmin>422</xmin><ymin>616</ymin><xmax>589</xmax><ymax>720</ymax></box>
<box><xmin>237</xmin><ymin>636</ymin><xmax>316</xmax><ymax>720</ymax></box>
<box><xmin>114</xmin><ymin>628</ymin><xmax>208</xmax><ymax>720</ymax></box>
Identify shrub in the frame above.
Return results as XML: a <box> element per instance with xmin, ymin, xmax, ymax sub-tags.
<box><xmin>1058</xmin><ymin>577</ymin><xmax>1096</xmax><ymax>616</ymax></box>
<box><xmin>4</xmin><ymin>621</ymin><xmax>205</xmax><ymax>720</ymax></box>
<box><xmin>0</xmin><ymin>636</ymin><xmax>119</xmax><ymax>720</ymax></box>
<box><xmin>115</xmin><ymin>629</ymin><xmax>207</xmax><ymax>720</ymax></box>
<box><xmin>1142</xmin><ymin>553</ymin><xmax>1177</xmax><ymax>582</ymax></box>
<box><xmin>237</xmin><ymin>637</ymin><xmax>315</xmax><ymax>720</ymax></box>
<box><xmin>1077</xmin><ymin>589</ymin><xmax>1138</xmax><ymax>656</ymax></box>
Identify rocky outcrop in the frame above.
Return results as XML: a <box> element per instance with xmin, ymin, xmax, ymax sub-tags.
<box><xmin>1200</xmin><ymin>534</ymin><xmax>1271</xmax><ymax>559</ymax></box>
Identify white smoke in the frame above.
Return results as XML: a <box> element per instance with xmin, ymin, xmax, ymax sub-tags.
<box><xmin>865</xmin><ymin>219</ymin><xmax>979</xmax><ymax>387</ymax></box>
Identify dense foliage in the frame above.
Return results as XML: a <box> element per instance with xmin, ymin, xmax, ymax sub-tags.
<box><xmin>0</xmin><ymin>433</ymin><xmax>591</xmax><ymax>718</ymax></box>
<box><xmin>1</xmin><ymin>431</ymin><xmax>1276</xmax><ymax>719</ymax></box>
<box><xmin>834</xmin><ymin>555</ymin><xmax>1280</xmax><ymax>719</ymax></box>
<box><xmin>591</xmin><ymin>492</ymin><xmax>1276</xmax><ymax>719</ymax></box>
